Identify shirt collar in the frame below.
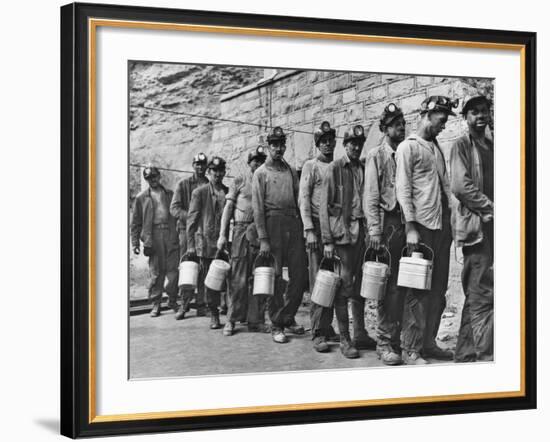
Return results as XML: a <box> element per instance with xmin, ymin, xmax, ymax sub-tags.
<box><xmin>265</xmin><ymin>156</ymin><xmax>288</xmax><ymax>171</ymax></box>
<box><xmin>341</xmin><ymin>151</ymin><xmax>351</xmax><ymax>165</ymax></box>
<box><xmin>468</xmin><ymin>133</ymin><xmax>494</xmax><ymax>151</ymax></box>
<box><xmin>382</xmin><ymin>140</ymin><xmax>397</xmax><ymax>156</ymax></box>
<box><xmin>341</xmin><ymin>151</ymin><xmax>362</xmax><ymax>168</ymax></box>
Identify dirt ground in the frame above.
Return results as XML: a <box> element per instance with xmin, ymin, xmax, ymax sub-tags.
<box><xmin>129</xmin><ymin>247</ymin><xmax>465</xmax><ymax>379</ymax></box>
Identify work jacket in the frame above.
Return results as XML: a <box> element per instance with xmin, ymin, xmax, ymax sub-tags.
<box><xmin>130</xmin><ymin>186</ymin><xmax>178</xmax><ymax>250</ymax></box>
<box><xmin>187</xmin><ymin>181</ymin><xmax>229</xmax><ymax>258</ymax></box>
<box><xmin>170</xmin><ymin>174</ymin><xmax>209</xmax><ymax>231</ymax></box>
<box><xmin>395</xmin><ymin>134</ymin><xmax>452</xmax><ymax>231</ymax></box>
<box><xmin>364</xmin><ymin>141</ymin><xmax>400</xmax><ymax>236</ymax></box>
<box><xmin>450</xmin><ymin>134</ymin><xmax>494</xmax><ymax>247</ymax></box>
<box><xmin>299</xmin><ymin>155</ymin><xmax>331</xmax><ymax>233</ymax></box>
<box><xmin>319</xmin><ymin>155</ymin><xmax>365</xmax><ymax>245</ymax></box>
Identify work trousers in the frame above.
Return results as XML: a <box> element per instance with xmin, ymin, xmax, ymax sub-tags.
<box><xmin>401</xmin><ymin>211</ymin><xmax>452</xmax><ymax>353</ymax></box>
<box><xmin>178</xmin><ymin>229</ymin><xmax>205</xmax><ymax>308</ymax></box>
<box><xmin>376</xmin><ymin>211</ymin><xmax>407</xmax><ymax>350</ymax></box>
<box><xmin>264</xmin><ymin>214</ymin><xmax>308</xmax><ymax>329</ymax></box>
<box><xmin>455</xmin><ymin>222</ymin><xmax>494</xmax><ymax>361</ymax></box>
<box><xmin>333</xmin><ymin>224</ymin><xmax>367</xmax><ymax>337</ymax></box>
<box><xmin>228</xmin><ymin>222</ymin><xmax>267</xmax><ymax>326</ymax></box>
<box><xmin>308</xmin><ymin>218</ymin><xmax>335</xmax><ymax>338</ymax></box>
<box><xmin>148</xmin><ymin>226</ymin><xmax>179</xmax><ymax>305</ymax></box>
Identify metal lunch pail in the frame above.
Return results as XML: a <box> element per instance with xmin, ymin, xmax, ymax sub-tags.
<box><xmin>311</xmin><ymin>256</ymin><xmax>341</xmax><ymax>307</ymax></box>
<box><xmin>397</xmin><ymin>243</ymin><xmax>434</xmax><ymax>290</ymax></box>
<box><xmin>205</xmin><ymin>249</ymin><xmax>231</xmax><ymax>291</ymax></box>
<box><xmin>178</xmin><ymin>254</ymin><xmax>200</xmax><ymax>289</ymax></box>
<box><xmin>360</xmin><ymin>246</ymin><xmax>390</xmax><ymax>300</ymax></box>
<box><xmin>252</xmin><ymin>254</ymin><xmax>275</xmax><ymax>296</ymax></box>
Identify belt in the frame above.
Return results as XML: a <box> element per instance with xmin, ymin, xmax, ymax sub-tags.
<box><xmin>153</xmin><ymin>222</ymin><xmax>170</xmax><ymax>229</ymax></box>
<box><xmin>234</xmin><ymin>220</ymin><xmax>253</xmax><ymax>225</ymax></box>
<box><xmin>266</xmin><ymin>208</ymin><xmax>299</xmax><ymax>217</ymax></box>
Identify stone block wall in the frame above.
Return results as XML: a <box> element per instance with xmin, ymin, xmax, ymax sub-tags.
<box><xmin>211</xmin><ymin>70</ymin><xmax>493</xmax><ymax>178</ymax></box>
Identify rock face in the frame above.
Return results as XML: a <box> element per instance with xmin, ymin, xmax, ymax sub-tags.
<box><xmin>129</xmin><ymin>62</ymin><xmax>263</xmax><ymax>196</ymax></box>
<box><xmin>212</xmin><ymin>71</ymin><xmax>494</xmax><ymax>177</ymax></box>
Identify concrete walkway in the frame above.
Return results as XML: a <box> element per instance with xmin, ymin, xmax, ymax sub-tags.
<box><xmin>129</xmin><ymin>303</ymin><xmax>459</xmax><ymax>379</ymax></box>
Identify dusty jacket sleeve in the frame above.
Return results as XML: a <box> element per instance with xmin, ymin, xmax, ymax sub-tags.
<box><xmin>252</xmin><ymin>170</ymin><xmax>268</xmax><ymax>240</ymax></box>
<box><xmin>450</xmin><ymin>139</ymin><xmax>494</xmax><ymax>216</ymax></box>
<box><xmin>364</xmin><ymin>152</ymin><xmax>382</xmax><ymax>236</ymax></box>
<box><xmin>395</xmin><ymin>141</ymin><xmax>416</xmax><ymax>223</ymax></box>
<box><xmin>299</xmin><ymin>161</ymin><xmax>315</xmax><ymax>232</ymax></box>
<box><xmin>169</xmin><ymin>181</ymin><xmax>187</xmax><ymax>221</ymax></box>
<box><xmin>319</xmin><ymin>164</ymin><xmax>335</xmax><ymax>245</ymax></box>
<box><xmin>130</xmin><ymin>196</ymin><xmax>143</xmax><ymax>249</ymax></box>
<box><xmin>186</xmin><ymin>188</ymin><xmax>201</xmax><ymax>250</ymax></box>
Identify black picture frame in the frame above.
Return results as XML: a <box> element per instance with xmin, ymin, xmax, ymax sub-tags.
<box><xmin>60</xmin><ymin>2</ymin><xmax>537</xmax><ymax>438</ymax></box>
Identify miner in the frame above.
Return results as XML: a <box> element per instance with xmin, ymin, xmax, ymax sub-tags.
<box><xmin>252</xmin><ymin>126</ymin><xmax>308</xmax><ymax>344</ymax></box>
<box><xmin>186</xmin><ymin>156</ymin><xmax>229</xmax><ymax>329</ymax></box>
<box><xmin>319</xmin><ymin>124</ymin><xmax>377</xmax><ymax>359</ymax></box>
<box><xmin>217</xmin><ymin>146</ymin><xmax>270</xmax><ymax>336</ymax></box>
<box><xmin>364</xmin><ymin>103</ymin><xmax>407</xmax><ymax>365</ymax></box>
<box><xmin>170</xmin><ymin>153</ymin><xmax>209</xmax><ymax>319</ymax></box>
<box><xmin>131</xmin><ymin>166</ymin><xmax>179</xmax><ymax>317</ymax></box>
<box><xmin>450</xmin><ymin>95</ymin><xmax>494</xmax><ymax>362</ymax></box>
<box><xmin>395</xmin><ymin>95</ymin><xmax>456</xmax><ymax>364</ymax></box>
<box><xmin>299</xmin><ymin>121</ymin><xmax>337</xmax><ymax>353</ymax></box>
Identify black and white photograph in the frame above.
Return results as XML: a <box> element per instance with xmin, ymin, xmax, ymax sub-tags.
<box><xmin>128</xmin><ymin>62</ymin><xmax>495</xmax><ymax>378</ymax></box>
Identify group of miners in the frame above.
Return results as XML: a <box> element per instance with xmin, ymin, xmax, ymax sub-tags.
<box><xmin>131</xmin><ymin>94</ymin><xmax>494</xmax><ymax>366</ymax></box>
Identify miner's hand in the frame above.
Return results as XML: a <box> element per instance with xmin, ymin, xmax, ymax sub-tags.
<box><xmin>369</xmin><ymin>234</ymin><xmax>382</xmax><ymax>250</ymax></box>
<box><xmin>323</xmin><ymin>243</ymin><xmax>335</xmax><ymax>260</ymax></box>
<box><xmin>259</xmin><ymin>239</ymin><xmax>271</xmax><ymax>258</ymax></box>
<box><xmin>305</xmin><ymin>230</ymin><xmax>318</xmax><ymax>251</ymax></box>
<box><xmin>405</xmin><ymin>222</ymin><xmax>420</xmax><ymax>252</ymax></box>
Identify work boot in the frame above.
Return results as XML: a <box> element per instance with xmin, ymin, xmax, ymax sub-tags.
<box><xmin>313</xmin><ymin>336</ymin><xmax>330</xmax><ymax>353</ymax></box>
<box><xmin>402</xmin><ymin>350</ymin><xmax>429</xmax><ymax>365</ymax></box>
<box><xmin>377</xmin><ymin>345</ymin><xmax>402</xmax><ymax>366</ymax></box>
<box><xmin>352</xmin><ymin>330</ymin><xmax>377</xmax><ymax>350</ymax></box>
<box><xmin>422</xmin><ymin>346</ymin><xmax>454</xmax><ymax>360</ymax></box>
<box><xmin>175</xmin><ymin>306</ymin><xmax>186</xmax><ymax>321</ymax></box>
<box><xmin>223</xmin><ymin>321</ymin><xmax>235</xmax><ymax>336</ymax></box>
<box><xmin>150</xmin><ymin>302</ymin><xmax>161</xmax><ymax>318</ymax></box>
<box><xmin>340</xmin><ymin>333</ymin><xmax>359</xmax><ymax>359</ymax></box>
<box><xmin>210</xmin><ymin>311</ymin><xmax>221</xmax><ymax>329</ymax></box>
<box><xmin>175</xmin><ymin>297</ymin><xmax>190</xmax><ymax>321</ymax></box>
<box><xmin>284</xmin><ymin>321</ymin><xmax>305</xmax><ymax>335</ymax></box>
<box><xmin>271</xmin><ymin>328</ymin><xmax>289</xmax><ymax>344</ymax></box>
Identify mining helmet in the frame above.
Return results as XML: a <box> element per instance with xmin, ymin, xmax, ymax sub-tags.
<box><xmin>420</xmin><ymin>95</ymin><xmax>459</xmax><ymax>116</ymax></box>
<box><xmin>143</xmin><ymin>166</ymin><xmax>160</xmax><ymax>180</ymax></box>
<box><xmin>267</xmin><ymin>126</ymin><xmax>286</xmax><ymax>144</ymax></box>
<box><xmin>192</xmin><ymin>152</ymin><xmax>208</xmax><ymax>164</ymax></box>
<box><xmin>343</xmin><ymin>124</ymin><xmax>366</xmax><ymax>144</ymax></box>
<box><xmin>313</xmin><ymin>121</ymin><xmax>336</xmax><ymax>147</ymax></box>
<box><xmin>379</xmin><ymin>103</ymin><xmax>404</xmax><ymax>131</ymax></box>
<box><xmin>248</xmin><ymin>145</ymin><xmax>267</xmax><ymax>163</ymax></box>
<box><xmin>208</xmin><ymin>156</ymin><xmax>226</xmax><ymax>171</ymax></box>
<box><xmin>461</xmin><ymin>95</ymin><xmax>492</xmax><ymax>115</ymax></box>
